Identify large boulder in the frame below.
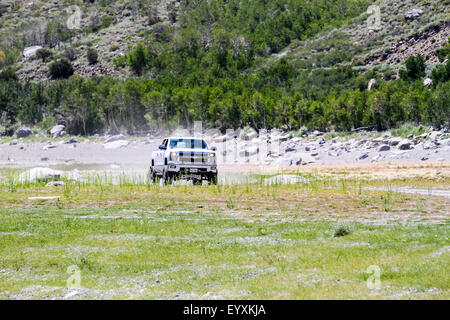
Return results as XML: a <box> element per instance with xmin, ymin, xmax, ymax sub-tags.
<box><xmin>16</xmin><ymin>127</ymin><xmax>32</xmax><ymax>138</ymax></box>
<box><xmin>388</xmin><ymin>137</ymin><xmax>403</xmax><ymax>146</ymax></box>
<box><xmin>379</xmin><ymin>145</ymin><xmax>391</xmax><ymax>152</ymax></box>
<box><xmin>50</xmin><ymin>125</ymin><xmax>65</xmax><ymax>138</ymax></box>
<box><xmin>23</xmin><ymin>46</ymin><xmax>43</xmax><ymax>59</ymax></box>
<box><xmin>238</xmin><ymin>145</ymin><xmax>259</xmax><ymax>157</ymax></box>
<box><xmin>398</xmin><ymin>139</ymin><xmax>412</xmax><ymax>150</ymax></box>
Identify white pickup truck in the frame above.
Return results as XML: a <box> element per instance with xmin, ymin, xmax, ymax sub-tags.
<box><xmin>150</xmin><ymin>137</ymin><xmax>218</xmax><ymax>185</ymax></box>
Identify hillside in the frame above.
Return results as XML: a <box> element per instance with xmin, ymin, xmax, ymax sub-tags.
<box><xmin>0</xmin><ymin>0</ymin><xmax>449</xmax><ymax>136</ymax></box>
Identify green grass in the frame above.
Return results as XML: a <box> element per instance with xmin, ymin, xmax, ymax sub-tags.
<box><xmin>389</xmin><ymin>123</ymin><xmax>430</xmax><ymax>138</ymax></box>
<box><xmin>0</xmin><ymin>175</ymin><xmax>448</xmax><ymax>299</ymax></box>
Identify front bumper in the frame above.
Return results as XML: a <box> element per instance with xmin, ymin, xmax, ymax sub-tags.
<box><xmin>167</xmin><ymin>162</ymin><xmax>217</xmax><ymax>174</ymax></box>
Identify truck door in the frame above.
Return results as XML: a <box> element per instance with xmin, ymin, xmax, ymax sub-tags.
<box><xmin>155</xmin><ymin>139</ymin><xmax>168</xmax><ymax>171</ymax></box>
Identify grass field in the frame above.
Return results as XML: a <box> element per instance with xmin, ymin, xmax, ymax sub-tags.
<box><xmin>0</xmin><ymin>171</ymin><xmax>449</xmax><ymax>299</ymax></box>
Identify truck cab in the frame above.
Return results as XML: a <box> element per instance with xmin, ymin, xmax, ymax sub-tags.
<box><xmin>150</xmin><ymin>137</ymin><xmax>218</xmax><ymax>184</ymax></box>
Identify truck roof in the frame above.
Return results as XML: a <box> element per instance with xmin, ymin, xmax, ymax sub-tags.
<box><xmin>166</xmin><ymin>137</ymin><xmax>207</xmax><ymax>140</ymax></box>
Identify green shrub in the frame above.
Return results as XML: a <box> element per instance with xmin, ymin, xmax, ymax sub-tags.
<box><xmin>334</xmin><ymin>223</ymin><xmax>351</xmax><ymax>237</ymax></box>
<box><xmin>400</xmin><ymin>55</ymin><xmax>426</xmax><ymax>81</ymax></box>
<box><xmin>48</xmin><ymin>59</ymin><xmax>74</xmax><ymax>79</ymax></box>
<box><xmin>63</xmin><ymin>48</ymin><xmax>78</xmax><ymax>61</ymax></box>
<box><xmin>36</xmin><ymin>48</ymin><xmax>53</xmax><ymax>62</ymax></box>
<box><xmin>127</xmin><ymin>43</ymin><xmax>147</xmax><ymax>75</ymax></box>
<box><xmin>101</xmin><ymin>15</ymin><xmax>114</xmax><ymax>29</ymax></box>
<box><xmin>87</xmin><ymin>48</ymin><xmax>99</xmax><ymax>65</ymax></box>
<box><xmin>109</xmin><ymin>44</ymin><xmax>120</xmax><ymax>52</ymax></box>
<box><xmin>0</xmin><ymin>68</ymin><xmax>18</xmax><ymax>81</ymax></box>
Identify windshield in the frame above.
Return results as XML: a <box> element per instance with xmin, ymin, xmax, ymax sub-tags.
<box><xmin>169</xmin><ymin>139</ymin><xmax>208</xmax><ymax>149</ymax></box>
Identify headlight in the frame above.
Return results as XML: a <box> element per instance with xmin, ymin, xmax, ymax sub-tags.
<box><xmin>209</xmin><ymin>152</ymin><xmax>216</xmax><ymax>160</ymax></box>
<box><xmin>170</xmin><ymin>152</ymin><xmax>178</xmax><ymax>161</ymax></box>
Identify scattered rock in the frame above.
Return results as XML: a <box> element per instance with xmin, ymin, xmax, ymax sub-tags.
<box><xmin>379</xmin><ymin>145</ymin><xmax>391</xmax><ymax>152</ymax></box>
<box><xmin>368</xmin><ymin>78</ymin><xmax>377</xmax><ymax>91</ymax></box>
<box><xmin>358</xmin><ymin>153</ymin><xmax>369</xmax><ymax>160</ymax></box>
<box><xmin>64</xmin><ymin>138</ymin><xmax>79</xmax><ymax>144</ymax></box>
<box><xmin>105</xmin><ymin>134</ymin><xmax>125</xmax><ymax>143</ymax></box>
<box><xmin>50</xmin><ymin>125</ymin><xmax>65</xmax><ymax>138</ymax></box>
<box><xmin>398</xmin><ymin>139</ymin><xmax>412</xmax><ymax>150</ymax></box>
<box><xmin>239</xmin><ymin>146</ymin><xmax>259</xmax><ymax>157</ymax></box>
<box><xmin>16</xmin><ymin>127</ymin><xmax>32</xmax><ymax>138</ymax></box>
<box><xmin>388</xmin><ymin>137</ymin><xmax>403</xmax><ymax>146</ymax></box>
<box><xmin>103</xmin><ymin>140</ymin><xmax>129</xmax><ymax>149</ymax></box>
<box><xmin>423</xmin><ymin>78</ymin><xmax>432</xmax><ymax>87</ymax></box>
<box><xmin>405</xmin><ymin>9</ymin><xmax>424</xmax><ymax>20</ymax></box>
<box><xmin>9</xmin><ymin>140</ymin><xmax>18</xmax><ymax>146</ymax></box>
<box><xmin>41</xmin><ymin>157</ymin><xmax>49</xmax><ymax>161</ymax></box>
<box><xmin>43</xmin><ymin>144</ymin><xmax>57</xmax><ymax>150</ymax></box>
<box><xmin>46</xmin><ymin>181</ymin><xmax>66</xmax><ymax>187</ymax></box>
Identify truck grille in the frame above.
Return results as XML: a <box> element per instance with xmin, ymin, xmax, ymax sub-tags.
<box><xmin>178</xmin><ymin>152</ymin><xmax>210</xmax><ymax>164</ymax></box>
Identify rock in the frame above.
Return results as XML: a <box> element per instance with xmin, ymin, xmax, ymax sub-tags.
<box><xmin>398</xmin><ymin>139</ymin><xmax>412</xmax><ymax>150</ymax></box>
<box><xmin>429</xmin><ymin>131</ymin><xmax>440</xmax><ymax>141</ymax></box>
<box><xmin>50</xmin><ymin>125</ymin><xmax>65</xmax><ymax>138</ymax></box>
<box><xmin>368</xmin><ymin>78</ymin><xmax>376</xmax><ymax>91</ymax></box>
<box><xmin>379</xmin><ymin>145</ymin><xmax>390</xmax><ymax>152</ymax></box>
<box><xmin>263</xmin><ymin>175</ymin><xmax>310</xmax><ymax>186</ymax></box>
<box><xmin>9</xmin><ymin>140</ymin><xmax>18</xmax><ymax>146</ymax></box>
<box><xmin>239</xmin><ymin>146</ymin><xmax>259</xmax><ymax>157</ymax></box>
<box><xmin>19</xmin><ymin>167</ymin><xmax>63</xmax><ymax>183</ymax></box>
<box><xmin>372</xmin><ymin>153</ymin><xmax>382</xmax><ymax>162</ymax></box>
<box><xmin>41</xmin><ymin>157</ymin><xmax>49</xmax><ymax>161</ymax></box>
<box><xmin>64</xmin><ymin>138</ymin><xmax>79</xmax><ymax>144</ymax></box>
<box><xmin>23</xmin><ymin>46</ymin><xmax>43</xmax><ymax>59</ymax></box>
<box><xmin>46</xmin><ymin>181</ymin><xmax>66</xmax><ymax>187</ymax></box>
<box><xmin>311</xmin><ymin>152</ymin><xmax>319</xmax><ymax>157</ymax></box>
<box><xmin>16</xmin><ymin>127</ymin><xmax>32</xmax><ymax>138</ymax></box>
<box><xmin>423</xmin><ymin>78</ymin><xmax>432</xmax><ymax>87</ymax></box>
<box><xmin>421</xmin><ymin>157</ymin><xmax>429</xmax><ymax>161</ymax></box>
<box><xmin>285</xmin><ymin>147</ymin><xmax>296</xmax><ymax>153</ymax></box>
<box><xmin>388</xmin><ymin>137</ymin><xmax>403</xmax><ymax>146</ymax></box>
<box><xmin>318</xmin><ymin>138</ymin><xmax>326</xmax><ymax>145</ymax></box>
<box><xmin>214</xmin><ymin>134</ymin><xmax>232</xmax><ymax>143</ymax></box>
<box><xmin>242</xmin><ymin>130</ymin><xmax>257</xmax><ymax>141</ymax></box>
<box><xmin>358</xmin><ymin>153</ymin><xmax>368</xmax><ymax>160</ymax></box>
<box><xmin>103</xmin><ymin>140</ymin><xmax>129</xmax><ymax>149</ymax></box>
<box><xmin>405</xmin><ymin>9</ymin><xmax>424</xmax><ymax>19</ymax></box>
<box><xmin>105</xmin><ymin>134</ymin><xmax>125</xmax><ymax>143</ymax></box>
<box><xmin>43</xmin><ymin>144</ymin><xmax>57</xmax><ymax>150</ymax></box>
<box><xmin>423</xmin><ymin>140</ymin><xmax>439</xmax><ymax>150</ymax></box>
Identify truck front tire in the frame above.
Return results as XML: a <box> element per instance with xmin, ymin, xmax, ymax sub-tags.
<box><xmin>208</xmin><ymin>173</ymin><xmax>218</xmax><ymax>185</ymax></box>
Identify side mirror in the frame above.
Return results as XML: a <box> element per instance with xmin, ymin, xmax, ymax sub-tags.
<box><xmin>211</xmin><ymin>146</ymin><xmax>217</xmax><ymax>151</ymax></box>
<box><xmin>159</xmin><ymin>145</ymin><xmax>167</xmax><ymax>150</ymax></box>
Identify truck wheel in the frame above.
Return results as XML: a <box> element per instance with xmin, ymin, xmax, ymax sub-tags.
<box><xmin>161</xmin><ymin>170</ymin><xmax>171</xmax><ymax>185</ymax></box>
<box><xmin>208</xmin><ymin>173</ymin><xmax>218</xmax><ymax>185</ymax></box>
<box><xmin>148</xmin><ymin>169</ymin><xmax>156</xmax><ymax>184</ymax></box>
